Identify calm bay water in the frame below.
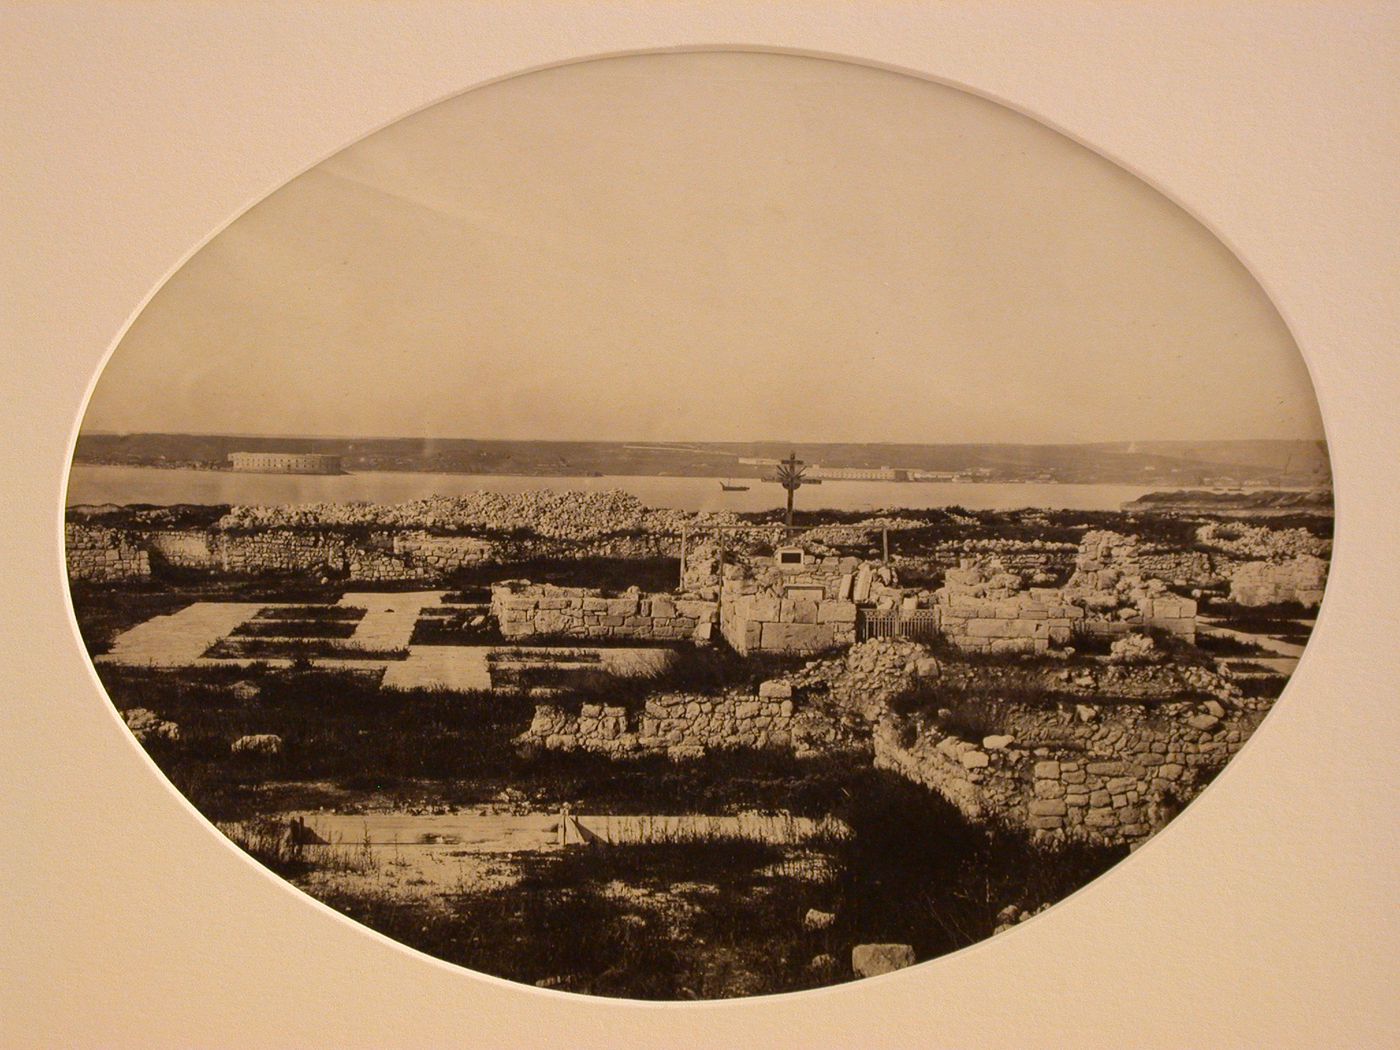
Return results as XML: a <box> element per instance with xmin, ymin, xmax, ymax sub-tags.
<box><xmin>66</xmin><ymin>464</ymin><xmax>1155</xmax><ymax>513</ymax></box>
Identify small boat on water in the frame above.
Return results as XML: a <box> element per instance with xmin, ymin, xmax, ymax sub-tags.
<box><xmin>719</xmin><ymin>479</ymin><xmax>750</xmax><ymax>492</ymax></box>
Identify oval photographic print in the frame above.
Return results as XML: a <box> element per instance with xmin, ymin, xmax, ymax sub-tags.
<box><xmin>66</xmin><ymin>51</ymin><xmax>1332</xmax><ymax>999</ymax></box>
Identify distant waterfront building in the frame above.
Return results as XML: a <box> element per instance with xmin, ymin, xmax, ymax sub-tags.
<box><xmin>806</xmin><ymin>465</ymin><xmax>908</xmax><ymax>482</ymax></box>
<box><xmin>228</xmin><ymin>451</ymin><xmax>343</xmax><ymax>474</ymax></box>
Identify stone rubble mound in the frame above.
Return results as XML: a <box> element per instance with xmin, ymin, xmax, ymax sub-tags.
<box><xmin>1195</xmin><ymin>521</ymin><xmax>1330</xmax><ymax>561</ymax></box>
<box><xmin>215</xmin><ymin>490</ymin><xmax>742</xmax><ymax>540</ymax></box>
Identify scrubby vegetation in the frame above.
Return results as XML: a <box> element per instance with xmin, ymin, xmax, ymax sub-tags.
<box><xmin>227</xmin><ymin>767</ymin><xmax>1125</xmax><ymax>999</ymax></box>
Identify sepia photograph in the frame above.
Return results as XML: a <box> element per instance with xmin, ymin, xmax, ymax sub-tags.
<box><xmin>61</xmin><ymin>48</ymin><xmax>1337</xmax><ymax>1000</ymax></box>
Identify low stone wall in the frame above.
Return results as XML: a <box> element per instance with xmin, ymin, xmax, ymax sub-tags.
<box><xmin>1135</xmin><ymin>549</ymin><xmax>1220</xmax><ymax>587</ymax></box>
<box><xmin>873</xmin><ymin>696</ymin><xmax>1268</xmax><ymax>846</ymax></box>
<box><xmin>491</xmin><ymin>583</ymin><xmax>717</xmax><ymax>643</ymax></box>
<box><xmin>936</xmin><ymin>590</ymin><xmax>1084</xmax><ymax>654</ymax></box>
<box><xmin>1229</xmin><ymin>555</ymin><xmax>1328</xmax><ymax>607</ymax></box>
<box><xmin>143</xmin><ymin>529</ymin><xmax>219</xmax><ymax>568</ymax></box>
<box><xmin>522</xmin><ymin>690</ymin><xmax>797</xmax><ymax>758</ymax></box>
<box><xmin>65</xmin><ymin>525</ymin><xmax>151</xmax><ymax>581</ymax></box>
<box><xmin>79</xmin><ymin>525</ymin><xmax>497</xmax><ymax>583</ymax></box>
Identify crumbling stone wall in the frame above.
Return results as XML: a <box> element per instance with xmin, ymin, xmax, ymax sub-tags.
<box><xmin>521</xmin><ymin>689</ymin><xmax>796</xmax><ymax>758</ymax></box>
<box><xmin>1196</xmin><ymin>521</ymin><xmax>1330</xmax><ymax>561</ymax></box>
<box><xmin>778</xmin><ymin>637</ymin><xmax>940</xmax><ymax>720</ymax></box>
<box><xmin>1229</xmin><ymin>555</ymin><xmax>1328</xmax><ymax>608</ymax></box>
<box><xmin>931</xmin><ymin>549</ymin><xmax>1197</xmax><ymax>653</ymax></box>
<box><xmin>1060</xmin><ymin>533</ymin><xmax>1198</xmax><ymax>641</ymax></box>
<box><xmin>65</xmin><ymin>525</ymin><xmax>151</xmax><ymax>581</ymax></box>
<box><xmin>518</xmin><ymin>682</ymin><xmax>860</xmax><ymax>759</ymax></box>
<box><xmin>718</xmin><ymin>551</ymin><xmax>896</xmax><ymax>654</ymax></box>
<box><xmin>873</xmin><ymin>694</ymin><xmax>1267</xmax><ymax>847</ymax></box>
<box><xmin>933</xmin><ymin>561</ymin><xmax>1084</xmax><ymax>654</ymax></box>
<box><xmin>1135</xmin><ymin>549</ymin><xmax>1220</xmax><ymax>588</ymax></box>
<box><xmin>78</xmin><ymin>525</ymin><xmax>498</xmax><ymax>583</ymax></box>
<box><xmin>491</xmin><ymin>582</ymin><xmax>717</xmax><ymax>643</ymax></box>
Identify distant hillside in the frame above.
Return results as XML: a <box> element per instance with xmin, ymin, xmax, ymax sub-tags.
<box><xmin>1123</xmin><ymin>487</ymin><xmax>1334</xmax><ymax>517</ymax></box>
<box><xmin>73</xmin><ymin>433</ymin><xmax>1330</xmax><ymax>486</ymax></box>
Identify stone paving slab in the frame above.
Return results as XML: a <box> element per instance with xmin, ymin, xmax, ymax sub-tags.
<box><xmin>381</xmin><ymin>646</ymin><xmax>493</xmax><ymax>692</ymax></box>
<box><xmin>1199</xmin><ymin>621</ymin><xmax>1306</xmax><ymax>658</ymax></box>
<box><xmin>341</xmin><ymin>591</ymin><xmax>446</xmax><ymax>652</ymax></box>
<box><xmin>97</xmin><ymin>602</ymin><xmax>266</xmax><ymax>667</ymax></box>
<box><xmin>293</xmin><ymin>810</ymin><xmax>842</xmax><ymax>851</ymax></box>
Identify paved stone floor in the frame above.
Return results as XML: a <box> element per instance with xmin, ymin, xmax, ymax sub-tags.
<box><xmin>294</xmin><ymin>810</ymin><xmax>839</xmax><ymax>852</ymax></box>
<box><xmin>97</xmin><ymin>602</ymin><xmax>267</xmax><ymax>667</ymax></box>
<box><xmin>96</xmin><ymin>593</ymin><xmax>675</xmax><ymax>692</ymax></box>
<box><xmin>381</xmin><ymin>646</ymin><xmax>493</xmax><ymax>691</ymax></box>
<box><xmin>1200</xmin><ymin>617</ymin><xmax>1307</xmax><ymax>677</ymax></box>
<box><xmin>341</xmin><ymin>591</ymin><xmax>446</xmax><ymax>651</ymax></box>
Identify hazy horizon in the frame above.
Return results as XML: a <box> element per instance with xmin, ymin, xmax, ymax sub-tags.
<box><xmin>82</xmin><ymin>51</ymin><xmax>1327</xmax><ymax>446</ymax></box>
<box><xmin>79</xmin><ymin>429</ymin><xmax>1327</xmax><ymax>448</ymax></box>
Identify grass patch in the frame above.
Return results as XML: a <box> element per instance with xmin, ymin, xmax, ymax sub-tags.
<box><xmin>294</xmin><ymin>769</ymin><xmax>1126</xmax><ymax>999</ymax></box>
<box><xmin>828</xmin><ymin>771</ymin><xmax>1126</xmax><ymax>956</ymax></box>
<box><xmin>68</xmin><ymin>578</ymin><xmax>349</xmax><ymax>655</ymax></box>
<box><xmin>1194</xmin><ymin>632</ymin><xmax>1272</xmax><ymax>656</ymax></box>
<box><xmin>1233</xmin><ymin>675</ymin><xmax>1289</xmax><ymax>700</ymax></box>
<box><xmin>253</xmin><ymin>605</ymin><xmax>366</xmax><ymax>622</ymax></box>
<box><xmin>202</xmin><ymin>638</ymin><xmax>409</xmax><ymax>660</ymax></box>
<box><xmin>98</xmin><ymin>663</ymin><xmax>868</xmax><ymax>820</ymax></box>
<box><xmin>409</xmin><ymin>608</ymin><xmax>504</xmax><ymax>646</ymax></box>
<box><xmin>230</xmin><ymin>620</ymin><xmax>361</xmax><ymax>640</ymax></box>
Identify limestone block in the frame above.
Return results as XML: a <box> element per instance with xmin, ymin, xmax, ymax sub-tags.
<box><xmin>758</xmin><ymin>680</ymin><xmax>793</xmax><ymax>699</ymax></box>
<box><xmin>851</xmin><ymin>943</ymin><xmax>916</xmax><ymax>979</ymax></box>
<box><xmin>1086</xmin><ymin>761</ymin><xmax>1125</xmax><ymax>776</ymax></box>
<box><xmin>759</xmin><ymin>621</ymin><xmax>833</xmax><ymax>652</ymax></box>
<box><xmin>990</xmin><ymin>639</ymin><xmax>1035</xmax><ymax>654</ymax></box>
<box><xmin>817</xmin><ymin>600</ymin><xmax>857</xmax><ymax>623</ymax></box>
<box><xmin>966</xmin><ymin>620</ymin><xmax>1004</xmax><ymax>638</ymax></box>
<box><xmin>750</xmin><ymin>596</ymin><xmax>781</xmax><ymax>622</ymax></box>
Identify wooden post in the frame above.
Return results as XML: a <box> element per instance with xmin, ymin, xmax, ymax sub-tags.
<box><xmin>882</xmin><ymin>526</ymin><xmax>889</xmax><ymax>565</ymax></box>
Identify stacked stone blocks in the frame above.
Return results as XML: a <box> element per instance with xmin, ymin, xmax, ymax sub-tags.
<box><xmin>491</xmin><ymin>582</ymin><xmax>718</xmax><ymax>643</ymax></box>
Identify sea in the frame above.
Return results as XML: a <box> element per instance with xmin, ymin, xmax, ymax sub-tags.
<box><xmin>65</xmin><ymin>464</ymin><xmax>1156</xmax><ymax>514</ymax></box>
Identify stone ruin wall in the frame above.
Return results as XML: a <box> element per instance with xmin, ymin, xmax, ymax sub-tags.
<box><xmin>72</xmin><ymin>524</ymin><xmax>529</xmax><ymax>583</ymax></box>
<box><xmin>65</xmin><ymin>524</ymin><xmax>151</xmax><ymax>581</ymax></box>
<box><xmin>929</xmin><ymin>535</ymin><xmax>1198</xmax><ymax>654</ymax></box>
<box><xmin>873</xmin><ymin>698</ymin><xmax>1267</xmax><ymax>847</ymax></box>
<box><xmin>717</xmin><ymin>553</ymin><xmax>899</xmax><ymax>655</ymax></box>
<box><xmin>720</xmin><ymin>593</ymin><xmax>859</xmax><ymax>654</ymax></box>
<box><xmin>1229</xmin><ymin>555</ymin><xmax>1329</xmax><ymax>608</ymax></box>
<box><xmin>490</xmin><ymin>583</ymin><xmax>718</xmax><ymax>643</ymax></box>
<box><xmin>521</xmin><ymin>687</ymin><xmax>797</xmax><ymax>759</ymax></box>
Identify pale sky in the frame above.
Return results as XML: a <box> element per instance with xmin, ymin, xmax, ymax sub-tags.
<box><xmin>84</xmin><ymin>51</ymin><xmax>1325</xmax><ymax>444</ymax></box>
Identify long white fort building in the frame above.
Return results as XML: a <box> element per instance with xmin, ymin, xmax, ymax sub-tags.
<box><xmin>228</xmin><ymin>451</ymin><xmax>343</xmax><ymax>474</ymax></box>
